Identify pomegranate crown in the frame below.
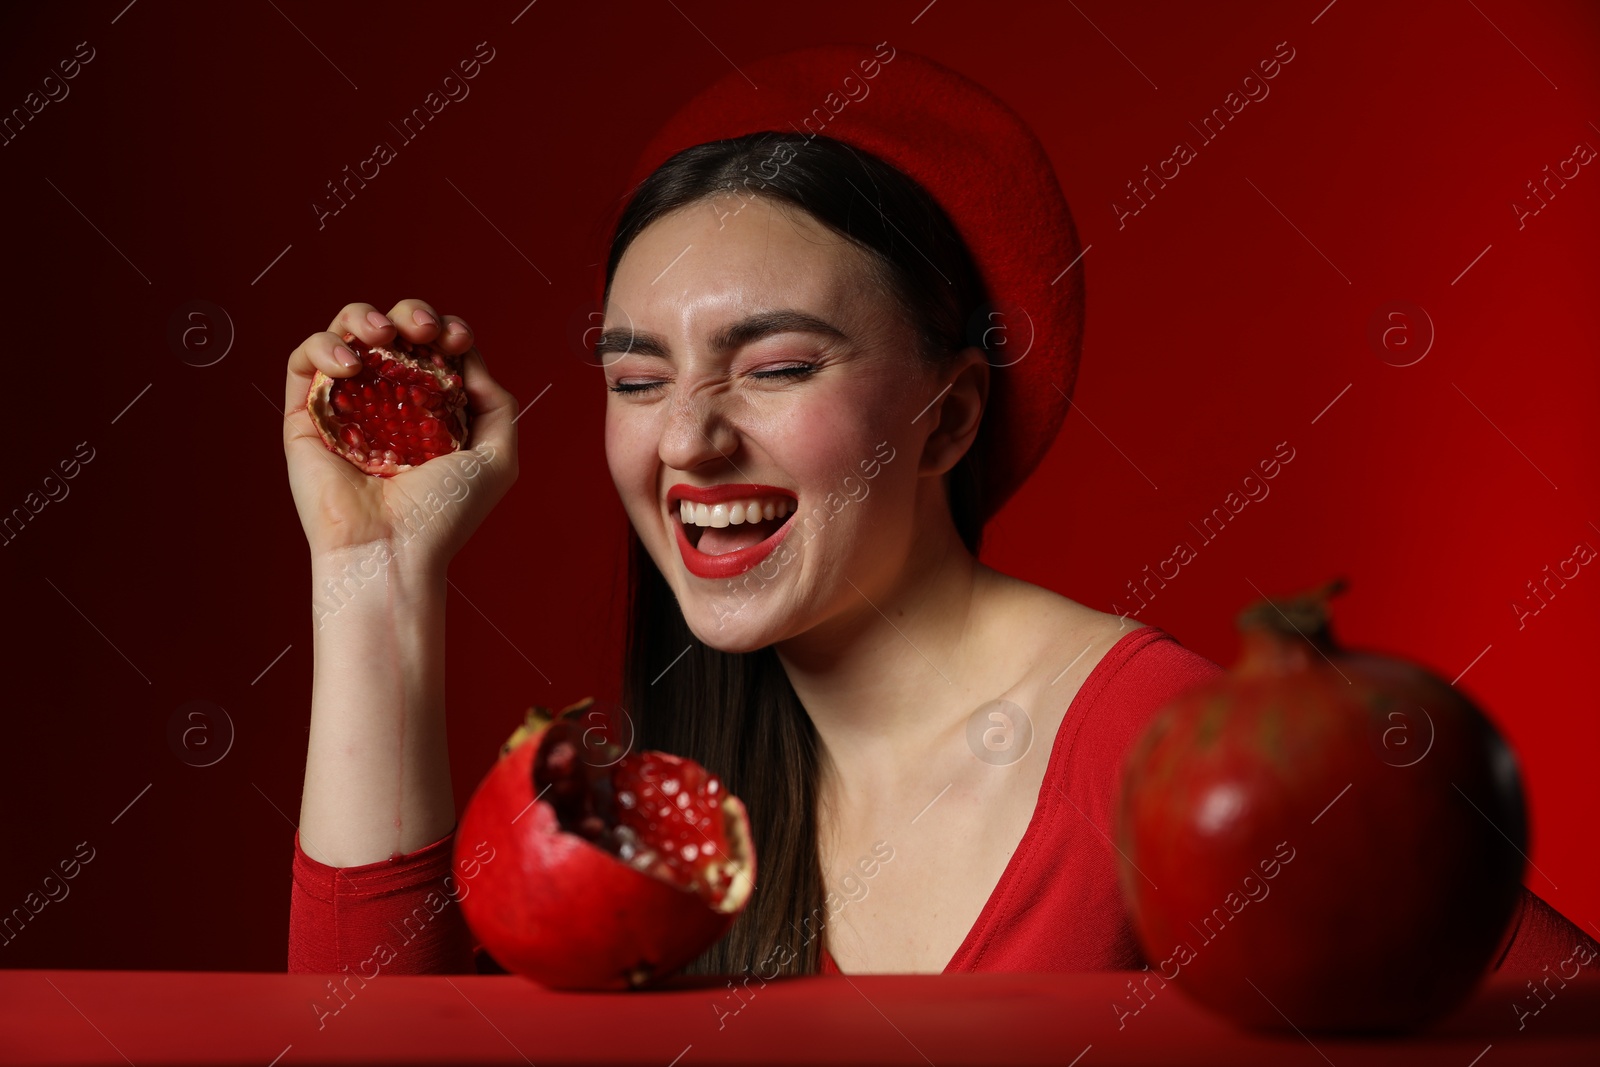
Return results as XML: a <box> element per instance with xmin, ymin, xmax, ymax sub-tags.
<box><xmin>1231</xmin><ymin>577</ymin><xmax>1351</xmax><ymax>674</ymax></box>
<box><xmin>1236</xmin><ymin>577</ymin><xmax>1348</xmax><ymax>641</ymax></box>
<box><xmin>500</xmin><ymin>696</ymin><xmax>598</xmax><ymax>757</ymax></box>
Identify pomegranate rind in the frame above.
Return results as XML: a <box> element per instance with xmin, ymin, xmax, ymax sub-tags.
<box><xmin>457</xmin><ymin>713</ymin><xmax>756</xmax><ymax>990</ymax></box>
<box><xmin>305</xmin><ymin>337</ymin><xmax>468</xmax><ymax>477</ymax></box>
<box><xmin>717</xmin><ymin>794</ymin><xmax>755</xmax><ymax>914</ymax></box>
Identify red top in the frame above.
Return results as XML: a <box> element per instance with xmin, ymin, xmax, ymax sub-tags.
<box><xmin>817</xmin><ymin>624</ymin><xmax>1214</xmax><ymax>974</ymax></box>
<box><xmin>289</xmin><ymin>625</ymin><xmax>1590</xmax><ymax>979</ymax></box>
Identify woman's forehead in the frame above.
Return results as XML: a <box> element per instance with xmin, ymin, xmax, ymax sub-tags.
<box><xmin>608</xmin><ymin>196</ymin><xmax>884</xmax><ymax>337</ymax></box>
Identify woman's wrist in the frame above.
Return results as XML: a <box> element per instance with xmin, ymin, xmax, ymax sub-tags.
<box><xmin>309</xmin><ymin>539</ymin><xmax>447</xmax><ymax>629</ymax></box>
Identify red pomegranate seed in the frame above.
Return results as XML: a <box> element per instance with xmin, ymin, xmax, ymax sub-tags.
<box><xmin>307</xmin><ymin>335</ymin><xmax>469</xmax><ymax>476</ymax></box>
<box><xmin>611</xmin><ymin>752</ymin><xmax>735</xmax><ymax>904</ymax></box>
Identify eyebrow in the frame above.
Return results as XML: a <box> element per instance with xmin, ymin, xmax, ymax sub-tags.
<box><xmin>593</xmin><ymin>309</ymin><xmax>848</xmax><ymax>361</ymax></box>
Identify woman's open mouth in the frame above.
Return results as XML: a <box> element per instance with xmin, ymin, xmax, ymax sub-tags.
<box><xmin>669</xmin><ymin>486</ymin><xmax>798</xmax><ymax>580</ymax></box>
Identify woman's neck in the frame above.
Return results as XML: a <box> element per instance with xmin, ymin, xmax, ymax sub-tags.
<box><xmin>773</xmin><ymin>491</ymin><xmax>998</xmax><ymax>813</ymax></box>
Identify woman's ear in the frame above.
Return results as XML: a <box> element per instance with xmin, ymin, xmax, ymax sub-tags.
<box><xmin>918</xmin><ymin>347</ymin><xmax>989</xmax><ymax>477</ymax></box>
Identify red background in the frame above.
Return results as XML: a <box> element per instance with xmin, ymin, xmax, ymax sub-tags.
<box><xmin>2</xmin><ymin>0</ymin><xmax>1596</xmax><ymax>972</ymax></box>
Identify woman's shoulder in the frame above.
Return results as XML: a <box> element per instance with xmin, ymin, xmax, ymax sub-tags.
<box><xmin>1039</xmin><ymin>610</ymin><xmax>1224</xmax><ymax>822</ymax></box>
<box><xmin>989</xmin><ymin>576</ymin><xmax>1224</xmax><ymax>783</ymax></box>
<box><xmin>990</xmin><ymin>573</ymin><xmax>1222</xmax><ymax>705</ymax></box>
<box><xmin>1078</xmin><ymin>622</ymin><xmax>1225</xmax><ymax>737</ymax></box>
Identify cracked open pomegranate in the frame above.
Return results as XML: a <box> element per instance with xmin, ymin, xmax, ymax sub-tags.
<box><xmin>456</xmin><ymin>698</ymin><xmax>754</xmax><ymax>990</ymax></box>
<box><xmin>1115</xmin><ymin>579</ymin><xmax>1527</xmax><ymax>1033</ymax></box>
<box><xmin>306</xmin><ymin>333</ymin><xmax>468</xmax><ymax>475</ymax></box>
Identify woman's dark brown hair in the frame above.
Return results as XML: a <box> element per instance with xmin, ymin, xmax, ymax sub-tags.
<box><xmin>604</xmin><ymin>131</ymin><xmax>991</xmax><ymax>977</ymax></box>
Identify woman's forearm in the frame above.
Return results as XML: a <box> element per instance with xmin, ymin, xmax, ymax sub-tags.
<box><xmin>297</xmin><ymin>544</ymin><xmax>454</xmax><ymax>867</ymax></box>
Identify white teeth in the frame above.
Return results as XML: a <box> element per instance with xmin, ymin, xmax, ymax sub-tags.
<box><xmin>674</xmin><ymin>495</ymin><xmax>794</xmax><ymax>528</ymax></box>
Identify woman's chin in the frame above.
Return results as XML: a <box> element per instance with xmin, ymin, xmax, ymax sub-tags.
<box><xmin>679</xmin><ymin>591</ymin><xmax>790</xmax><ymax>654</ymax></box>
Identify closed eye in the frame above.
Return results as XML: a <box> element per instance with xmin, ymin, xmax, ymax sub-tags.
<box><xmin>608</xmin><ymin>364</ymin><xmax>816</xmax><ymax>395</ymax></box>
<box><xmin>608</xmin><ymin>380</ymin><xmax>665</xmax><ymax>395</ymax></box>
<box><xmin>750</xmin><ymin>364</ymin><xmax>816</xmax><ymax>381</ymax></box>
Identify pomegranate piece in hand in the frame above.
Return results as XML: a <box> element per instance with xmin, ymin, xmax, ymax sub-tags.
<box><xmin>307</xmin><ymin>334</ymin><xmax>468</xmax><ymax>476</ymax></box>
<box><xmin>457</xmin><ymin>699</ymin><xmax>755</xmax><ymax>990</ymax></box>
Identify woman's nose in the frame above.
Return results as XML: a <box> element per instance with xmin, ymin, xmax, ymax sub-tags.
<box><xmin>657</xmin><ymin>387</ymin><xmax>742</xmax><ymax>473</ymax></box>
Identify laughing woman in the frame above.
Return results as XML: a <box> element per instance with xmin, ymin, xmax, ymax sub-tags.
<box><xmin>283</xmin><ymin>46</ymin><xmax>1587</xmax><ymax>981</ymax></box>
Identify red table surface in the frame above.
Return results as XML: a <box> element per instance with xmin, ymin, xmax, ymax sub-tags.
<box><xmin>2</xmin><ymin>970</ymin><xmax>1596</xmax><ymax>1066</ymax></box>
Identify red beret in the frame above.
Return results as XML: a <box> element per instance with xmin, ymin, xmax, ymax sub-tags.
<box><xmin>604</xmin><ymin>43</ymin><xmax>1084</xmax><ymax>522</ymax></box>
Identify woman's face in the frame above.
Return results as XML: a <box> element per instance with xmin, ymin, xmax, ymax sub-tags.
<box><xmin>602</xmin><ymin>192</ymin><xmax>940</xmax><ymax>652</ymax></box>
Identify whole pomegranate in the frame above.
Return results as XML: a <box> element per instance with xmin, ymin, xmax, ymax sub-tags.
<box><xmin>456</xmin><ymin>698</ymin><xmax>754</xmax><ymax>990</ymax></box>
<box><xmin>307</xmin><ymin>333</ymin><xmax>468</xmax><ymax>475</ymax></box>
<box><xmin>1115</xmin><ymin>579</ymin><xmax>1527</xmax><ymax>1033</ymax></box>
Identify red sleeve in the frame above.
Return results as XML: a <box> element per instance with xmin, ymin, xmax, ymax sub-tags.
<box><xmin>288</xmin><ymin>827</ymin><xmax>484</xmax><ymax>975</ymax></box>
<box><xmin>1492</xmin><ymin>885</ymin><xmax>1599</xmax><ymax>977</ymax></box>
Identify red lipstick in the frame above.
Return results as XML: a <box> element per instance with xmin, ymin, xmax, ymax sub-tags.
<box><xmin>668</xmin><ymin>483</ymin><xmax>797</xmax><ymax>506</ymax></box>
<box><xmin>668</xmin><ymin>483</ymin><xmax>798</xmax><ymax>580</ymax></box>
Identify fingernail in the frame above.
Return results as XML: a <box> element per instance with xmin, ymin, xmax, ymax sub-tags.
<box><xmin>446</xmin><ymin>322</ymin><xmax>468</xmax><ymax>340</ymax></box>
<box><xmin>366</xmin><ymin>311</ymin><xmax>390</xmax><ymax>330</ymax></box>
<box><xmin>413</xmin><ymin>308</ymin><xmax>438</xmax><ymax>328</ymax></box>
<box><xmin>333</xmin><ymin>345</ymin><xmax>359</xmax><ymax>368</ymax></box>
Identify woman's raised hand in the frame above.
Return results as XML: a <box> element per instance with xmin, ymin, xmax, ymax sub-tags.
<box><xmin>282</xmin><ymin>299</ymin><xmax>519</xmax><ymax>571</ymax></box>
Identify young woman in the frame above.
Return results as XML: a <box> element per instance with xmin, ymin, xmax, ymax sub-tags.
<box><xmin>284</xmin><ymin>46</ymin><xmax>1588</xmax><ymax>982</ymax></box>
